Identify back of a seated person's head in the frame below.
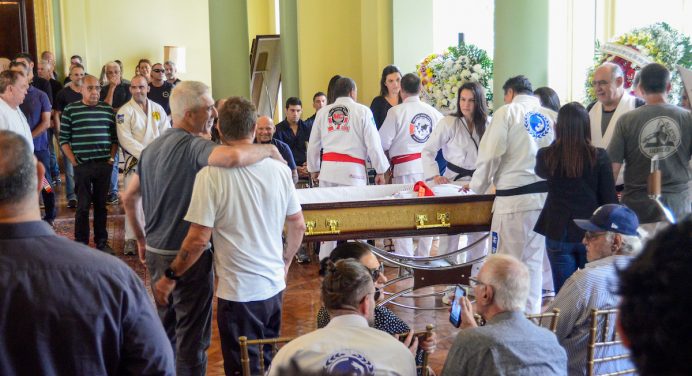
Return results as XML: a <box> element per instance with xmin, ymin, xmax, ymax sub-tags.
<box><xmin>482</xmin><ymin>254</ymin><xmax>530</xmax><ymax>312</ymax></box>
<box><xmin>321</xmin><ymin>259</ymin><xmax>373</xmax><ymax>312</ymax></box>
<box><xmin>319</xmin><ymin>242</ymin><xmax>370</xmax><ymax>276</ymax></box>
<box><xmin>617</xmin><ymin>217</ymin><xmax>692</xmax><ymax>376</ymax></box>
<box><xmin>218</xmin><ymin>96</ymin><xmax>257</xmax><ymax>141</ymax></box>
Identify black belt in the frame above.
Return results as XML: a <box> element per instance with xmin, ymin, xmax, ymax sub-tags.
<box><xmin>495</xmin><ymin>181</ymin><xmax>548</xmax><ymax>197</ymax></box>
<box><xmin>446</xmin><ymin>161</ymin><xmax>475</xmax><ymax>181</ymax></box>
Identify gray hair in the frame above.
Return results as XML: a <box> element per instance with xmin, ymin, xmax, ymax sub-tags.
<box><xmin>483</xmin><ymin>254</ymin><xmax>530</xmax><ymax>312</ymax></box>
<box><xmin>0</xmin><ymin>131</ymin><xmax>36</xmax><ymax>204</ymax></box>
<box><xmin>170</xmin><ymin>81</ymin><xmax>210</xmax><ymax>121</ymax></box>
<box><xmin>606</xmin><ymin>232</ymin><xmax>643</xmax><ymax>256</ymax></box>
<box><xmin>164</xmin><ymin>60</ymin><xmax>176</xmax><ymax>68</ymax></box>
<box><xmin>600</xmin><ymin>62</ymin><xmax>624</xmax><ymax>81</ymax></box>
<box><xmin>321</xmin><ymin>259</ymin><xmax>374</xmax><ymax>311</ymax></box>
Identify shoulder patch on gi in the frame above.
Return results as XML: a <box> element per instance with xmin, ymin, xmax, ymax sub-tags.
<box><xmin>638</xmin><ymin>116</ymin><xmax>681</xmax><ymax>159</ymax></box>
<box><xmin>523</xmin><ymin>112</ymin><xmax>550</xmax><ymax>139</ymax></box>
<box><xmin>324</xmin><ymin>350</ymin><xmax>374</xmax><ymax>374</ymax></box>
<box><xmin>327</xmin><ymin>106</ymin><xmax>350</xmax><ymax>132</ymax></box>
<box><xmin>116</xmin><ymin>114</ymin><xmax>125</xmax><ymax>124</ymax></box>
<box><xmin>409</xmin><ymin>113</ymin><xmax>433</xmax><ymax>143</ymax></box>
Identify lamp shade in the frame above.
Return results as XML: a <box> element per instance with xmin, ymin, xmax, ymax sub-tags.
<box><xmin>163</xmin><ymin>46</ymin><xmax>186</xmax><ymax>73</ymax></box>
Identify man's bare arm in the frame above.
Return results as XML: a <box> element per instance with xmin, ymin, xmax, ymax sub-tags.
<box><xmin>207</xmin><ymin>143</ymin><xmax>286</xmax><ymax>168</ymax></box>
<box><xmin>153</xmin><ymin>223</ymin><xmax>213</xmax><ymax>306</ymax></box>
<box><xmin>31</xmin><ymin>112</ymin><xmax>51</xmax><ymax>138</ymax></box>
<box><xmin>612</xmin><ymin>163</ymin><xmax>622</xmax><ymax>185</ymax></box>
<box><xmin>283</xmin><ymin>211</ymin><xmax>306</xmax><ymax>276</ymax></box>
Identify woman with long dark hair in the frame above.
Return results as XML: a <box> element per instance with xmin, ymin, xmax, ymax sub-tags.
<box><xmin>370</xmin><ymin>65</ymin><xmax>402</xmax><ymax>129</ymax></box>
<box><xmin>422</xmin><ymin>81</ymin><xmax>490</xmax><ymax>258</ymax></box>
<box><xmin>534</xmin><ymin>102</ymin><xmax>617</xmax><ymax>292</ymax></box>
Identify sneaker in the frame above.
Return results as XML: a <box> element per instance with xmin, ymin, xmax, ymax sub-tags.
<box><xmin>97</xmin><ymin>242</ymin><xmax>115</xmax><ymax>255</ymax></box>
<box><xmin>295</xmin><ymin>246</ymin><xmax>311</xmax><ymax>264</ymax></box>
<box><xmin>107</xmin><ymin>194</ymin><xmax>119</xmax><ymax>205</ymax></box>
<box><xmin>123</xmin><ymin>239</ymin><xmax>137</xmax><ymax>256</ymax></box>
<box><xmin>67</xmin><ymin>199</ymin><xmax>77</xmax><ymax>208</ymax></box>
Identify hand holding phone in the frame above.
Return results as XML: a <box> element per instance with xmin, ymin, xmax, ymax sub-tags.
<box><xmin>449</xmin><ymin>284</ymin><xmax>468</xmax><ymax>328</ymax></box>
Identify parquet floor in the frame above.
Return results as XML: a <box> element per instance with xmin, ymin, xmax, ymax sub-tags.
<box><xmin>50</xmin><ymin>175</ymin><xmax>462</xmax><ymax>375</ymax></box>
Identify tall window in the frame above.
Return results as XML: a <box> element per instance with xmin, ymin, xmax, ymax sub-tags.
<box><xmin>432</xmin><ymin>0</ymin><xmax>494</xmax><ymax>56</ymax></box>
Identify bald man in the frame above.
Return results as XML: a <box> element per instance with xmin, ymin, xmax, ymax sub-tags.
<box><xmin>587</xmin><ymin>63</ymin><xmax>645</xmax><ymax>186</ymax></box>
<box><xmin>255</xmin><ymin>116</ymin><xmax>298</xmax><ymax>183</ymax></box>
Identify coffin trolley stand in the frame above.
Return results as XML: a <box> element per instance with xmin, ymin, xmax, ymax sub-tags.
<box><xmin>296</xmin><ymin>183</ymin><xmax>494</xmax><ymax>310</ymax></box>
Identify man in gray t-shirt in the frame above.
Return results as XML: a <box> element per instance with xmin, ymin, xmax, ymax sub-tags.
<box><xmin>608</xmin><ymin>63</ymin><xmax>692</xmax><ymax>225</ymax></box>
<box><xmin>122</xmin><ymin>81</ymin><xmax>282</xmax><ymax>376</ymax></box>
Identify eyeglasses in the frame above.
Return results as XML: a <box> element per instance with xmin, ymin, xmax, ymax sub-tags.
<box><xmin>468</xmin><ymin>277</ymin><xmax>486</xmax><ymax>288</ymax></box>
<box><xmin>152</xmin><ymin>69</ymin><xmax>164</xmax><ymax>73</ymax></box>
<box><xmin>584</xmin><ymin>231</ymin><xmax>608</xmax><ymax>241</ymax></box>
<box><xmin>591</xmin><ymin>80</ymin><xmax>611</xmax><ymax>87</ymax></box>
<box><xmin>369</xmin><ymin>263</ymin><xmax>384</xmax><ymax>281</ymax></box>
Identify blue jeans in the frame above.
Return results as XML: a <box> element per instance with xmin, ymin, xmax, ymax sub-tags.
<box><xmin>46</xmin><ymin>129</ymin><xmax>60</xmax><ymax>178</ymax></box>
<box><xmin>109</xmin><ymin>151</ymin><xmax>119</xmax><ymax>195</ymax></box>
<box><xmin>61</xmin><ymin>150</ymin><xmax>76</xmax><ymax>201</ymax></box>
<box><xmin>545</xmin><ymin>236</ymin><xmax>587</xmax><ymax>293</ymax></box>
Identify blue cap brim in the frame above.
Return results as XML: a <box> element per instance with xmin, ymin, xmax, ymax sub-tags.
<box><xmin>573</xmin><ymin>219</ymin><xmax>606</xmax><ymax>233</ymax></box>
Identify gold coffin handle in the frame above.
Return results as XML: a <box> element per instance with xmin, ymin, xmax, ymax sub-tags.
<box><xmin>416</xmin><ymin>212</ymin><xmax>451</xmax><ymax>230</ymax></box>
<box><xmin>305</xmin><ymin>219</ymin><xmax>341</xmax><ymax>236</ymax></box>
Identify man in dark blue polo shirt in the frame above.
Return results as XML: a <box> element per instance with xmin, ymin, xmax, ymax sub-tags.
<box><xmin>9</xmin><ymin>61</ymin><xmax>55</xmax><ymax>226</ymax></box>
<box><xmin>60</xmin><ymin>75</ymin><xmax>118</xmax><ymax>253</ymax></box>
<box><xmin>256</xmin><ymin>115</ymin><xmax>297</xmax><ymax>183</ymax></box>
<box><xmin>0</xmin><ymin>130</ymin><xmax>174</xmax><ymax>376</ymax></box>
<box><xmin>273</xmin><ymin>97</ymin><xmax>312</xmax><ymax>179</ymax></box>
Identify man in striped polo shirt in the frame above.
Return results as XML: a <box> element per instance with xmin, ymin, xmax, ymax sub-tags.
<box><xmin>60</xmin><ymin>75</ymin><xmax>118</xmax><ymax>253</ymax></box>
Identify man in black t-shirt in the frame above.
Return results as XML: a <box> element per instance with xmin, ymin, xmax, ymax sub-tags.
<box><xmin>148</xmin><ymin>63</ymin><xmax>173</xmax><ymax>116</ymax></box>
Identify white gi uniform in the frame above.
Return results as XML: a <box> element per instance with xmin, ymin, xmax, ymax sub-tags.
<box><xmin>116</xmin><ymin>98</ymin><xmax>170</xmax><ymax>240</ymax></box>
<box><xmin>0</xmin><ymin>97</ymin><xmax>33</xmax><ymax>152</ymax></box>
<box><xmin>588</xmin><ymin>92</ymin><xmax>639</xmax><ymax>186</ymax></box>
<box><xmin>308</xmin><ymin>96</ymin><xmax>390</xmax><ymax>259</ymax></box>
<box><xmin>470</xmin><ymin>94</ymin><xmax>556</xmax><ymax>314</ymax></box>
<box><xmin>380</xmin><ymin>96</ymin><xmax>443</xmax><ymax>257</ymax></box>
<box><xmin>423</xmin><ymin>115</ymin><xmax>489</xmax><ymax>267</ymax></box>
<box><xmin>267</xmin><ymin>314</ymin><xmax>416</xmax><ymax>376</ymax></box>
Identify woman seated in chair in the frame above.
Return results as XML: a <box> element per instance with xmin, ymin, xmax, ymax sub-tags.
<box><xmin>317</xmin><ymin>242</ymin><xmax>436</xmax><ymax>372</ymax></box>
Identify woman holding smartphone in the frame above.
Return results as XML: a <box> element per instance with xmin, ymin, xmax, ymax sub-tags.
<box><xmin>533</xmin><ymin>102</ymin><xmax>617</xmax><ymax>292</ymax></box>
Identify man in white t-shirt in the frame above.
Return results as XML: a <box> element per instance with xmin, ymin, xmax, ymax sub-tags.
<box><xmin>268</xmin><ymin>259</ymin><xmax>416</xmax><ymax>376</ymax></box>
<box><xmin>152</xmin><ymin>97</ymin><xmax>305</xmax><ymax>376</ymax></box>
<box><xmin>0</xmin><ymin>70</ymin><xmax>33</xmax><ymax>150</ymax></box>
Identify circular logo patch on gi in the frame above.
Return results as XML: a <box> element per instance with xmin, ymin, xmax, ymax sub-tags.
<box><xmin>324</xmin><ymin>350</ymin><xmax>374</xmax><ymax>375</ymax></box>
<box><xmin>523</xmin><ymin>112</ymin><xmax>551</xmax><ymax>139</ymax></box>
<box><xmin>409</xmin><ymin>113</ymin><xmax>433</xmax><ymax>143</ymax></box>
<box><xmin>328</xmin><ymin>106</ymin><xmax>350</xmax><ymax>132</ymax></box>
<box><xmin>162</xmin><ymin>90</ymin><xmax>170</xmax><ymax>98</ymax></box>
<box><xmin>638</xmin><ymin>116</ymin><xmax>681</xmax><ymax>159</ymax></box>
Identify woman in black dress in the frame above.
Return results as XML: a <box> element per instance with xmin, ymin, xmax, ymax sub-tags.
<box><xmin>370</xmin><ymin>65</ymin><xmax>402</xmax><ymax>129</ymax></box>
<box><xmin>534</xmin><ymin>102</ymin><xmax>617</xmax><ymax>292</ymax></box>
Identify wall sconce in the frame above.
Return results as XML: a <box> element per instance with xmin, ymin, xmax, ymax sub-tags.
<box><xmin>163</xmin><ymin>46</ymin><xmax>186</xmax><ymax>73</ymax></box>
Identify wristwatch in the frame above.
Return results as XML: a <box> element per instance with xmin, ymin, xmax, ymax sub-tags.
<box><xmin>164</xmin><ymin>267</ymin><xmax>181</xmax><ymax>281</ymax></box>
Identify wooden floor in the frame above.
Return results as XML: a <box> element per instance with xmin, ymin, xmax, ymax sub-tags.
<box><xmin>50</xmin><ymin>175</ymin><xmax>461</xmax><ymax>375</ymax></box>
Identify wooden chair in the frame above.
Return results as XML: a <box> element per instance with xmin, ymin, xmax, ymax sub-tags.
<box><xmin>239</xmin><ymin>335</ymin><xmax>294</xmax><ymax>376</ymax></box>
<box><xmin>586</xmin><ymin>308</ymin><xmax>636</xmax><ymax>376</ymax></box>
<box><xmin>526</xmin><ymin>308</ymin><xmax>561</xmax><ymax>333</ymax></box>
<box><xmin>395</xmin><ymin>324</ymin><xmax>435</xmax><ymax>376</ymax></box>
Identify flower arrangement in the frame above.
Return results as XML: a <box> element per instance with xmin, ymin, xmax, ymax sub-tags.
<box><xmin>585</xmin><ymin>22</ymin><xmax>692</xmax><ymax>105</ymax></box>
<box><xmin>417</xmin><ymin>42</ymin><xmax>493</xmax><ymax>113</ymax></box>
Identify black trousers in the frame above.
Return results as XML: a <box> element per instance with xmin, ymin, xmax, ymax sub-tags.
<box><xmin>217</xmin><ymin>291</ymin><xmax>283</xmax><ymax>376</ymax></box>
<box><xmin>34</xmin><ymin>149</ymin><xmax>56</xmax><ymax>221</ymax></box>
<box><xmin>73</xmin><ymin>160</ymin><xmax>111</xmax><ymax>245</ymax></box>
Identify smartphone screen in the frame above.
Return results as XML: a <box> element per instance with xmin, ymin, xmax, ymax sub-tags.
<box><xmin>449</xmin><ymin>284</ymin><xmax>468</xmax><ymax>328</ymax></box>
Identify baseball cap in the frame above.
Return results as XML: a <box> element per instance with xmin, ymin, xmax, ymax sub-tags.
<box><xmin>574</xmin><ymin>204</ymin><xmax>640</xmax><ymax>236</ymax></box>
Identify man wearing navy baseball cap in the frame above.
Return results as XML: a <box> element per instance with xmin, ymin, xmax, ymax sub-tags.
<box><xmin>544</xmin><ymin>204</ymin><xmax>643</xmax><ymax>375</ymax></box>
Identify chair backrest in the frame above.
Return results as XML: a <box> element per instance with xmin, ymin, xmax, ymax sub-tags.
<box><xmin>394</xmin><ymin>324</ymin><xmax>435</xmax><ymax>376</ymax></box>
<box><xmin>239</xmin><ymin>335</ymin><xmax>294</xmax><ymax>376</ymax></box>
<box><xmin>586</xmin><ymin>308</ymin><xmax>636</xmax><ymax>376</ymax></box>
<box><xmin>526</xmin><ymin>308</ymin><xmax>561</xmax><ymax>333</ymax></box>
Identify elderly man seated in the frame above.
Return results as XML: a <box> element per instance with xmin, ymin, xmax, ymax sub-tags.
<box><xmin>441</xmin><ymin>254</ymin><xmax>567</xmax><ymax>376</ymax></box>
<box><xmin>268</xmin><ymin>259</ymin><xmax>416</xmax><ymax>375</ymax></box>
<box><xmin>255</xmin><ymin>115</ymin><xmax>298</xmax><ymax>183</ymax></box>
<box><xmin>546</xmin><ymin>204</ymin><xmax>641</xmax><ymax>375</ymax></box>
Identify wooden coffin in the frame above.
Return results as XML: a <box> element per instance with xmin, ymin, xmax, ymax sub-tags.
<box><xmin>296</xmin><ymin>183</ymin><xmax>494</xmax><ymax>242</ymax></box>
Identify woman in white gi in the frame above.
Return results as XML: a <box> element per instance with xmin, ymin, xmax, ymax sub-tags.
<box><xmin>422</xmin><ymin>81</ymin><xmax>490</xmax><ymax>264</ymax></box>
